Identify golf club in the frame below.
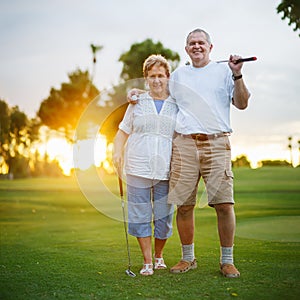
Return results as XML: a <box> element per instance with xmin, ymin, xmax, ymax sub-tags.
<box><xmin>217</xmin><ymin>56</ymin><xmax>257</xmax><ymax>64</ymax></box>
<box><xmin>118</xmin><ymin>175</ymin><xmax>136</xmax><ymax>277</ymax></box>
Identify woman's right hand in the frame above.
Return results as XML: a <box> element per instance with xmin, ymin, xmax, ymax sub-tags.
<box><xmin>112</xmin><ymin>152</ymin><xmax>123</xmax><ymax>176</ymax></box>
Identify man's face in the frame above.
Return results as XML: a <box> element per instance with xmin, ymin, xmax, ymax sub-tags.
<box><xmin>185</xmin><ymin>31</ymin><xmax>212</xmax><ymax>64</ymax></box>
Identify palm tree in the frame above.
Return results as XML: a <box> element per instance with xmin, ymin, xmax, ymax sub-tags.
<box><xmin>82</xmin><ymin>44</ymin><xmax>103</xmax><ymax>98</ymax></box>
<box><xmin>298</xmin><ymin>140</ymin><xmax>300</xmax><ymax>166</ymax></box>
<box><xmin>288</xmin><ymin>136</ymin><xmax>293</xmax><ymax>166</ymax></box>
<box><xmin>90</xmin><ymin>44</ymin><xmax>103</xmax><ymax>80</ymax></box>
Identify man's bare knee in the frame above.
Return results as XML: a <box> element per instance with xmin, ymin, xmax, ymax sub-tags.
<box><xmin>177</xmin><ymin>205</ymin><xmax>194</xmax><ymax>217</ymax></box>
<box><xmin>215</xmin><ymin>203</ymin><xmax>234</xmax><ymax>216</ymax></box>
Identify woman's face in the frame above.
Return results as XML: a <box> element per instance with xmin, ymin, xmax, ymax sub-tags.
<box><xmin>146</xmin><ymin>64</ymin><xmax>169</xmax><ymax>97</ymax></box>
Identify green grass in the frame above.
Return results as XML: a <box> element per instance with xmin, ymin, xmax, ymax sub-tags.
<box><xmin>0</xmin><ymin>167</ymin><xmax>300</xmax><ymax>299</ymax></box>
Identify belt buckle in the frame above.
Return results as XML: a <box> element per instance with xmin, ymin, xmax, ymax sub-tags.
<box><xmin>196</xmin><ymin>134</ymin><xmax>203</xmax><ymax>141</ymax></box>
<box><xmin>194</xmin><ymin>133</ymin><xmax>208</xmax><ymax>141</ymax></box>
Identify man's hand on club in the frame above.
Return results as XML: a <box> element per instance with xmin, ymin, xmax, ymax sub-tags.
<box><xmin>228</xmin><ymin>54</ymin><xmax>243</xmax><ymax>76</ymax></box>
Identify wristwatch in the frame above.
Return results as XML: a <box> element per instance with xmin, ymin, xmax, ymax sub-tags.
<box><xmin>232</xmin><ymin>74</ymin><xmax>243</xmax><ymax>81</ymax></box>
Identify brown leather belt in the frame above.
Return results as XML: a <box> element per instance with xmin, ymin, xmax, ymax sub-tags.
<box><xmin>180</xmin><ymin>132</ymin><xmax>230</xmax><ymax>141</ymax></box>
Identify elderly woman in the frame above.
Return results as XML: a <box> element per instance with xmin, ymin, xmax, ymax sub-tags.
<box><xmin>113</xmin><ymin>54</ymin><xmax>178</xmax><ymax>276</ymax></box>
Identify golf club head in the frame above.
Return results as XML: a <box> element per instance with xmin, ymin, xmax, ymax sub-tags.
<box><xmin>125</xmin><ymin>269</ymin><xmax>136</xmax><ymax>277</ymax></box>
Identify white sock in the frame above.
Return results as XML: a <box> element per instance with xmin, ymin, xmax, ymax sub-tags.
<box><xmin>182</xmin><ymin>244</ymin><xmax>194</xmax><ymax>262</ymax></box>
<box><xmin>220</xmin><ymin>246</ymin><xmax>234</xmax><ymax>265</ymax></box>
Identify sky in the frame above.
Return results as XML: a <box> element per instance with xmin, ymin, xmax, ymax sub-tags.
<box><xmin>1</xmin><ymin>0</ymin><xmax>300</xmax><ymax>167</ymax></box>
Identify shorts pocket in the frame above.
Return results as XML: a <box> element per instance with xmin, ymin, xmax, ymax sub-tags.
<box><xmin>225</xmin><ymin>169</ymin><xmax>234</xmax><ymax>178</ymax></box>
<box><xmin>225</xmin><ymin>138</ymin><xmax>231</xmax><ymax>150</ymax></box>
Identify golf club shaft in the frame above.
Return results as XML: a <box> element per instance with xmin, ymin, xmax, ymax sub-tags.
<box><xmin>118</xmin><ymin>176</ymin><xmax>124</xmax><ymax>197</ymax></box>
<box><xmin>118</xmin><ymin>176</ymin><xmax>133</xmax><ymax>270</ymax></box>
<box><xmin>217</xmin><ymin>56</ymin><xmax>257</xmax><ymax>64</ymax></box>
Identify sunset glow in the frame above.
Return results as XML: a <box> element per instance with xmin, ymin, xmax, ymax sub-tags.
<box><xmin>38</xmin><ymin>134</ymin><xmax>108</xmax><ymax>176</ymax></box>
<box><xmin>73</xmin><ymin>135</ymin><xmax>107</xmax><ymax>171</ymax></box>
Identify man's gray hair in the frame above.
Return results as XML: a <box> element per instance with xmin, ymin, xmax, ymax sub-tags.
<box><xmin>186</xmin><ymin>28</ymin><xmax>212</xmax><ymax>45</ymax></box>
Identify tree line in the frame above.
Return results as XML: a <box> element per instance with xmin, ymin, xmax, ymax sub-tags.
<box><xmin>0</xmin><ymin>100</ymin><xmax>62</xmax><ymax>178</ymax></box>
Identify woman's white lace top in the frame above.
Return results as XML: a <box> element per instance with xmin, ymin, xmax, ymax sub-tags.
<box><xmin>119</xmin><ymin>92</ymin><xmax>178</xmax><ymax>180</ymax></box>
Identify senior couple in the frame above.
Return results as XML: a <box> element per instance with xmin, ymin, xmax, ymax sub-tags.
<box><xmin>113</xmin><ymin>28</ymin><xmax>250</xmax><ymax>277</ymax></box>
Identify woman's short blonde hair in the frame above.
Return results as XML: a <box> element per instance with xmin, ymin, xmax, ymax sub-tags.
<box><xmin>143</xmin><ymin>54</ymin><xmax>171</xmax><ymax>78</ymax></box>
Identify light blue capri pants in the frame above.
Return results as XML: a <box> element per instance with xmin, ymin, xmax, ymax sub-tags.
<box><xmin>126</xmin><ymin>175</ymin><xmax>174</xmax><ymax>239</ymax></box>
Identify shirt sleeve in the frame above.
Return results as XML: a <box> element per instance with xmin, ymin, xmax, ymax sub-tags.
<box><xmin>169</xmin><ymin>70</ymin><xmax>177</xmax><ymax>99</ymax></box>
<box><xmin>119</xmin><ymin>104</ymin><xmax>134</xmax><ymax>134</ymax></box>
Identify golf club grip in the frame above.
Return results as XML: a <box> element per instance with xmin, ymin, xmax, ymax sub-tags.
<box><xmin>235</xmin><ymin>57</ymin><xmax>256</xmax><ymax>63</ymax></box>
<box><xmin>118</xmin><ymin>176</ymin><xmax>124</xmax><ymax>197</ymax></box>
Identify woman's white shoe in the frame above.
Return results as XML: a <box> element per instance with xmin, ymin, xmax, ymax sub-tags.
<box><xmin>140</xmin><ymin>263</ymin><xmax>154</xmax><ymax>276</ymax></box>
<box><xmin>154</xmin><ymin>257</ymin><xmax>167</xmax><ymax>270</ymax></box>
